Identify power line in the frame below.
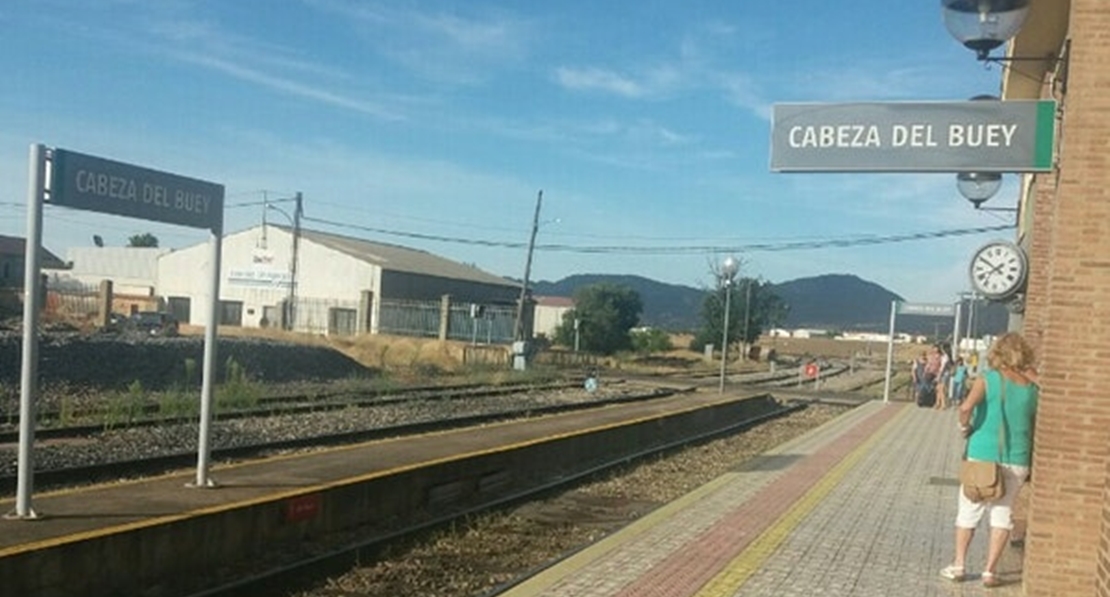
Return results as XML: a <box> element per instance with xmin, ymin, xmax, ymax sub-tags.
<box><xmin>302</xmin><ymin>214</ymin><xmax>1014</xmax><ymax>256</ymax></box>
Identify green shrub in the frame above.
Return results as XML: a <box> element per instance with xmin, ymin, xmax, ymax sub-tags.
<box><xmin>216</xmin><ymin>357</ymin><xmax>259</xmax><ymax>413</ymax></box>
<box><xmin>103</xmin><ymin>380</ymin><xmax>146</xmax><ymax>430</ymax></box>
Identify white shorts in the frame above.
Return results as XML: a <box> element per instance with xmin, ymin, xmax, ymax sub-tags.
<box><xmin>956</xmin><ymin>463</ymin><xmax>1029</xmax><ymax>530</ymax></box>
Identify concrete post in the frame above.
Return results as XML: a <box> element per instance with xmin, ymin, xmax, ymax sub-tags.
<box><xmin>438</xmin><ymin>294</ymin><xmax>450</xmax><ymax>341</ymax></box>
<box><xmin>97</xmin><ymin>280</ymin><xmax>113</xmax><ymax>328</ymax></box>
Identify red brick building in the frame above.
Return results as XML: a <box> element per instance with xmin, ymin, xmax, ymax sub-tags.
<box><xmin>991</xmin><ymin>1</ymin><xmax>1110</xmax><ymax>595</ymax></box>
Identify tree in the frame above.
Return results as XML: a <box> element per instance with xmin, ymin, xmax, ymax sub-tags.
<box><xmin>127</xmin><ymin>233</ymin><xmax>159</xmax><ymax>248</ymax></box>
<box><xmin>553</xmin><ymin>283</ymin><xmax>642</xmax><ymax>355</ymax></box>
<box><xmin>690</xmin><ymin>277</ymin><xmax>787</xmax><ymax>353</ymax></box>
<box><xmin>631</xmin><ymin>327</ymin><xmax>673</xmax><ymax>354</ymax></box>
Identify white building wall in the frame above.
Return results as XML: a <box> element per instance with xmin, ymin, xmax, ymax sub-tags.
<box><xmin>533</xmin><ymin>305</ymin><xmax>571</xmax><ymax>339</ymax></box>
<box><xmin>158</xmin><ymin>226</ymin><xmax>378</xmax><ymax>328</ymax></box>
<box><xmin>45</xmin><ymin>247</ymin><xmax>169</xmax><ymax>295</ymax></box>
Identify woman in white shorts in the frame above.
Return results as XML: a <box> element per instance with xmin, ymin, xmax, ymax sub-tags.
<box><xmin>940</xmin><ymin>333</ymin><xmax>1039</xmax><ymax>588</ymax></box>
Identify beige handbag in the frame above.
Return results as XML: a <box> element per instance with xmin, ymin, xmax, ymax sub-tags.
<box><xmin>959</xmin><ymin>376</ymin><xmax>1008</xmax><ymax>503</ymax></box>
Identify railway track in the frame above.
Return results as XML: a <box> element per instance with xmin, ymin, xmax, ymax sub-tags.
<box><xmin>0</xmin><ymin>384</ymin><xmax>690</xmax><ymax>493</ymax></box>
<box><xmin>0</xmin><ymin>379</ymin><xmax>586</xmax><ymax>441</ymax></box>
<box><xmin>184</xmin><ymin>399</ymin><xmax>805</xmax><ymax>597</ymax></box>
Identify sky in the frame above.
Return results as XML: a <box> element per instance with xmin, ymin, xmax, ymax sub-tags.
<box><xmin>0</xmin><ymin>0</ymin><xmax>1021</xmax><ymax>303</ymax></box>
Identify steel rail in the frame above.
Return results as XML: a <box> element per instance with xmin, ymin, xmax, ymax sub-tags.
<box><xmin>0</xmin><ymin>385</ymin><xmax>690</xmax><ymax>493</ymax></box>
<box><xmin>0</xmin><ymin>380</ymin><xmax>587</xmax><ymax>443</ymax></box>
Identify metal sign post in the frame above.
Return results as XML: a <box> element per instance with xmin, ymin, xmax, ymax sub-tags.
<box><xmin>882</xmin><ymin>301</ymin><xmax>898</xmax><ymax>404</ymax></box>
<box><xmin>194</xmin><ymin>225</ymin><xmax>223</xmax><ymax>488</ymax></box>
<box><xmin>5</xmin><ymin>144</ymin><xmax>46</xmax><ymax>519</ymax></box>
<box><xmin>7</xmin><ymin>145</ymin><xmax>226</xmax><ymax>517</ymax></box>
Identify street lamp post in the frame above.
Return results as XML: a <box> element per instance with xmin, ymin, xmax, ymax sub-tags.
<box><xmin>265</xmin><ymin>193</ymin><xmax>303</xmax><ymax>331</ymax></box>
<box><xmin>719</xmin><ymin>256</ymin><xmax>739</xmax><ymax>393</ymax></box>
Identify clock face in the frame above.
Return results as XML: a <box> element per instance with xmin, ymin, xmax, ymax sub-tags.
<box><xmin>970</xmin><ymin>242</ymin><xmax>1027</xmax><ymax>299</ymax></box>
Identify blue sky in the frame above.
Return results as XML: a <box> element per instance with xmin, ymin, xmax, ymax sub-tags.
<box><xmin>0</xmin><ymin>1</ymin><xmax>1019</xmax><ymax>303</ymax></box>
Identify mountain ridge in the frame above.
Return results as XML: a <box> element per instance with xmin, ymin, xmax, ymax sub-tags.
<box><xmin>530</xmin><ymin>273</ymin><xmax>1008</xmax><ymax>336</ymax></box>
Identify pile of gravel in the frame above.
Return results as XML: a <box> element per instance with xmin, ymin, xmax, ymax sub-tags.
<box><xmin>0</xmin><ymin>334</ymin><xmax>374</xmax><ymax>390</ymax></box>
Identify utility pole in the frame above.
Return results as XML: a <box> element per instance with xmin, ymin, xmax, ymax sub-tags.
<box><xmin>514</xmin><ymin>190</ymin><xmax>542</xmax><ymax>342</ymax></box>
<box><xmin>287</xmin><ymin>192</ymin><xmax>302</xmax><ymax>331</ymax></box>
<box><xmin>742</xmin><ymin>279</ymin><xmax>752</xmax><ymax>361</ymax></box>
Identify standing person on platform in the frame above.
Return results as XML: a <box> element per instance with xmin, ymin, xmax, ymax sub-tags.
<box><xmin>910</xmin><ymin>352</ymin><xmax>927</xmax><ymax>401</ymax></box>
<box><xmin>940</xmin><ymin>332</ymin><xmax>1039</xmax><ymax>588</ymax></box>
<box><xmin>934</xmin><ymin>342</ymin><xmax>953</xmax><ymax>410</ymax></box>
<box><xmin>922</xmin><ymin>344</ymin><xmax>942</xmax><ymax>407</ymax></box>
<box><xmin>951</xmin><ymin>357</ymin><xmax>968</xmax><ymax>406</ymax></box>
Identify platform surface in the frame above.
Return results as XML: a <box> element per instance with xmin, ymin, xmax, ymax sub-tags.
<box><xmin>0</xmin><ymin>390</ymin><xmax>755</xmax><ymax>553</ymax></box>
<box><xmin>501</xmin><ymin>400</ymin><xmax>1025</xmax><ymax>597</ymax></box>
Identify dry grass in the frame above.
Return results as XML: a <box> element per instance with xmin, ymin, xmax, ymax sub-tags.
<box><xmin>178</xmin><ymin>327</ymin><xmax>928</xmax><ymax>380</ymax></box>
<box><xmin>192</xmin><ymin>325</ymin><xmax>479</xmax><ymax>377</ymax></box>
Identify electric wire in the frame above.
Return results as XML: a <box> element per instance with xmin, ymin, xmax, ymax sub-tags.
<box><xmin>300</xmin><ymin>214</ymin><xmax>1014</xmax><ymax>256</ymax></box>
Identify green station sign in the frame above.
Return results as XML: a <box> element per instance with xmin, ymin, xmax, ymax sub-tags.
<box><xmin>771</xmin><ymin>100</ymin><xmax>1055</xmax><ymax>173</ymax></box>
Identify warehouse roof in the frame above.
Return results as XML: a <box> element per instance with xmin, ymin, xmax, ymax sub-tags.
<box><xmin>291</xmin><ymin>226</ymin><xmax>517</xmax><ymax>288</ymax></box>
<box><xmin>0</xmin><ymin>234</ymin><xmax>66</xmax><ymax>268</ymax></box>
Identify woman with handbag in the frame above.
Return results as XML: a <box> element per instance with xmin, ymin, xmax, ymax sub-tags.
<box><xmin>939</xmin><ymin>332</ymin><xmax>1039</xmax><ymax>588</ymax></box>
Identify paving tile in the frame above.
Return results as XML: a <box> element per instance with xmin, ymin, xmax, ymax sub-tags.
<box><xmin>502</xmin><ymin>400</ymin><xmax>1027</xmax><ymax>597</ymax></box>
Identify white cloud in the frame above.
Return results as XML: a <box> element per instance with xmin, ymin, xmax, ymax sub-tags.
<box><xmin>554</xmin><ymin>67</ymin><xmax>651</xmax><ymax>98</ymax></box>
<box><xmin>304</xmin><ymin>0</ymin><xmax>534</xmax><ymax>85</ymax></box>
<box><xmin>171</xmin><ymin>51</ymin><xmax>403</xmax><ymax>121</ymax></box>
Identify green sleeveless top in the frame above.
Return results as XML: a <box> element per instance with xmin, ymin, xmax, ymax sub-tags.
<box><xmin>967</xmin><ymin>369</ymin><xmax>1038</xmax><ymax>466</ymax></box>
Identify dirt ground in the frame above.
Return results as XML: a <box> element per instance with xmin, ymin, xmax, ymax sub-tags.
<box><xmin>190</xmin><ymin>326</ymin><xmax>926</xmax><ymax>378</ymax></box>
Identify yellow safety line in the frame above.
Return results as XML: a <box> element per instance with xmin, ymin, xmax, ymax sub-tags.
<box><xmin>693</xmin><ymin>404</ymin><xmax>910</xmax><ymax>597</ymax></box>
<box><xmin>0</xmin><ymin>393</ymin><xmax>759</xmax><ymax>557</ymax></box>
<box><xmin>502</xmin><ymin>401</ymin><xmax>890</xmax><ymax>596</ymax></box>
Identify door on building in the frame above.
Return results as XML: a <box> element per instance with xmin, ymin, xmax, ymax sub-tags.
<box><xmin>262</xmin><ymin>305</ymin><xmax>279</xmax><ymax>328</ymax></box>
<box><xmin>167</xmin><ymin>296</ymin><xmax>191</xmax><ymax>324</ymax></box>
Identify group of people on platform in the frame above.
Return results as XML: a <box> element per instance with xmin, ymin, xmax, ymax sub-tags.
<box><xmin>909</xmin><ymin>341</ymin><xmax>971</xmax><ymax>409</ymax></box>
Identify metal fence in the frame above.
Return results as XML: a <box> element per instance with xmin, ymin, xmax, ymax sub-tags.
<box><xmin>44</xmin><ymin>277</ymin><xmax>99</xmax><ymax>322</ymax></box>
<box><xmin>34</xmin><ymin>283</ymin><xmax>517</xmax><ymax>344</ymax></box>
<box><xmin>294</xmin><ymin>296</ymin><xmax>361</xmax><ymax>336</ymax></box>
<box><xmin>448</xmin><ymin>303</ymin><xmax>515</xmax><ymax>344</ymax></box>
<box><xmin>376</xmin><ymin>298</ymin><xmax>516</xmax><ymax>344</ymax></box>
<box><xmin>378</xmin><ymin>298</ymin><xmax>442</xmax><ymax>338</ymax></box>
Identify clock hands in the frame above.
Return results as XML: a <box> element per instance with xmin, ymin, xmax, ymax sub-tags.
<box><xmin>970</xmin><ymin>241</ymin><xmax>1026</xmax><ymax>299</ymax></box>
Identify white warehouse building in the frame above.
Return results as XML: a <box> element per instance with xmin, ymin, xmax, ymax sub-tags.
<box><xmin>157</xmin><ymin>225</ymin><xmax>522</xmax><ymax>339</ymax></box>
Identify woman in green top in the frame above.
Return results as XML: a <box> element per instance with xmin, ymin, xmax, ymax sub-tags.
<box><xmin>940</xmin><ymin>332</ymin><xmax>1038</xmax><ymax>588</ymax></box>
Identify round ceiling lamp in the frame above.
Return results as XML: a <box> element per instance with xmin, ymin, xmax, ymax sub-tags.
<box><xmin>956</xmin><ymin>171</ymin><xmax>1004</xmax><ymax>208</ymax></box>
<box><xmin>941</xmin><ymin>0</ymin><xmax>1030</xmax><ymax>60</ymax></box>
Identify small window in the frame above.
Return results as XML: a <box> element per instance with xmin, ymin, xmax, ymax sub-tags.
<box><xmin>219</xmin><ymin>300</ymin><xmax>243</xmax><ymax>326</ymax></box>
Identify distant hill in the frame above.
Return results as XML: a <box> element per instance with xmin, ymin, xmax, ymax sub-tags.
<box><xmin>773</xmin><ymin>274</ymin><xmax>898</xmax><ymax>331</ymax></box>
<box><xmin>530</xmin><ymin>273</ymin><xmax>1009</xmax><ymax>337</ymax></box>
<box><xmin>531</xmin><ymin>274</ymin><xmax>705</xmax><ymax>331</ymax></box>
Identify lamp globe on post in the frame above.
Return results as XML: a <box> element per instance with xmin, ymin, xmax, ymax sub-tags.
<box><xmin>956</xmin><ymin>171</ymin><xmax>1003</xmax><ymax>208</ymax></box>
<box><xmin>718</xmin><ymin>256</ymin><xmax>739</xmax><ymax>394</ymax></box>
<box><xmin>941</xmin><ymin>0</ymin><xmax>1030</xmax><ymax>60</ymax></box>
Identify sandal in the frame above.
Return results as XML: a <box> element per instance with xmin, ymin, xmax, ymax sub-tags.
<box><xmin>939</xmin><ymin>565</ymin><xmax>966</xmax><ymax>582</ymax></box>
<box><xmin>982</xmin><ymin>571</ymin><xmax>1001</xmax><ymax>588</ymax></box>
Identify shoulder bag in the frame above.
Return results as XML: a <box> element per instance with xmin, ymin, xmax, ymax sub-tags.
<box><xmin>959</xmin><ymin>376</ymin><xmax>1008</xmax><ymax>502</ymax></box>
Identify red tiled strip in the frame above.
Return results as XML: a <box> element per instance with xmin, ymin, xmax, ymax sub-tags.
<box><xmin>611</xmin><ymin>403</ymin><xmax>906</xmax><ymax>597</ymax></box>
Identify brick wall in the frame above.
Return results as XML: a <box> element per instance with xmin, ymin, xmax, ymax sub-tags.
<box><xmin>1023</xmin><ymin>2</ymin><xmax>1110</xmax><ymax>596</ymax></box>
<box><xmin>1101</xmin><ymin>463</ymin><xmax>1110</xmax><ymax>597</ymax></box>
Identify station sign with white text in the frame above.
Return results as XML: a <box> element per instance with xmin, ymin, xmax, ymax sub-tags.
<box><xmin>49</xmin><ymin>149</ymin><xmax>224</xmax><ymax>231</ymax></box>
<box><xmin>770</xmin><ymin>100</ymin><xmax>1055</xmax><ymax>173</ymax></box>
<box><xmin>897</xmin><ymin>302</ymin><xmax>956</xmax><ymax>317</ymax></box>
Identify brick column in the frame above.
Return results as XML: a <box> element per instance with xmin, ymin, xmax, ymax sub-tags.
<box><xmin>1024</xmin><ymin>2</ymin><xmax>1110</xmax><ymax>595</ymax></box>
